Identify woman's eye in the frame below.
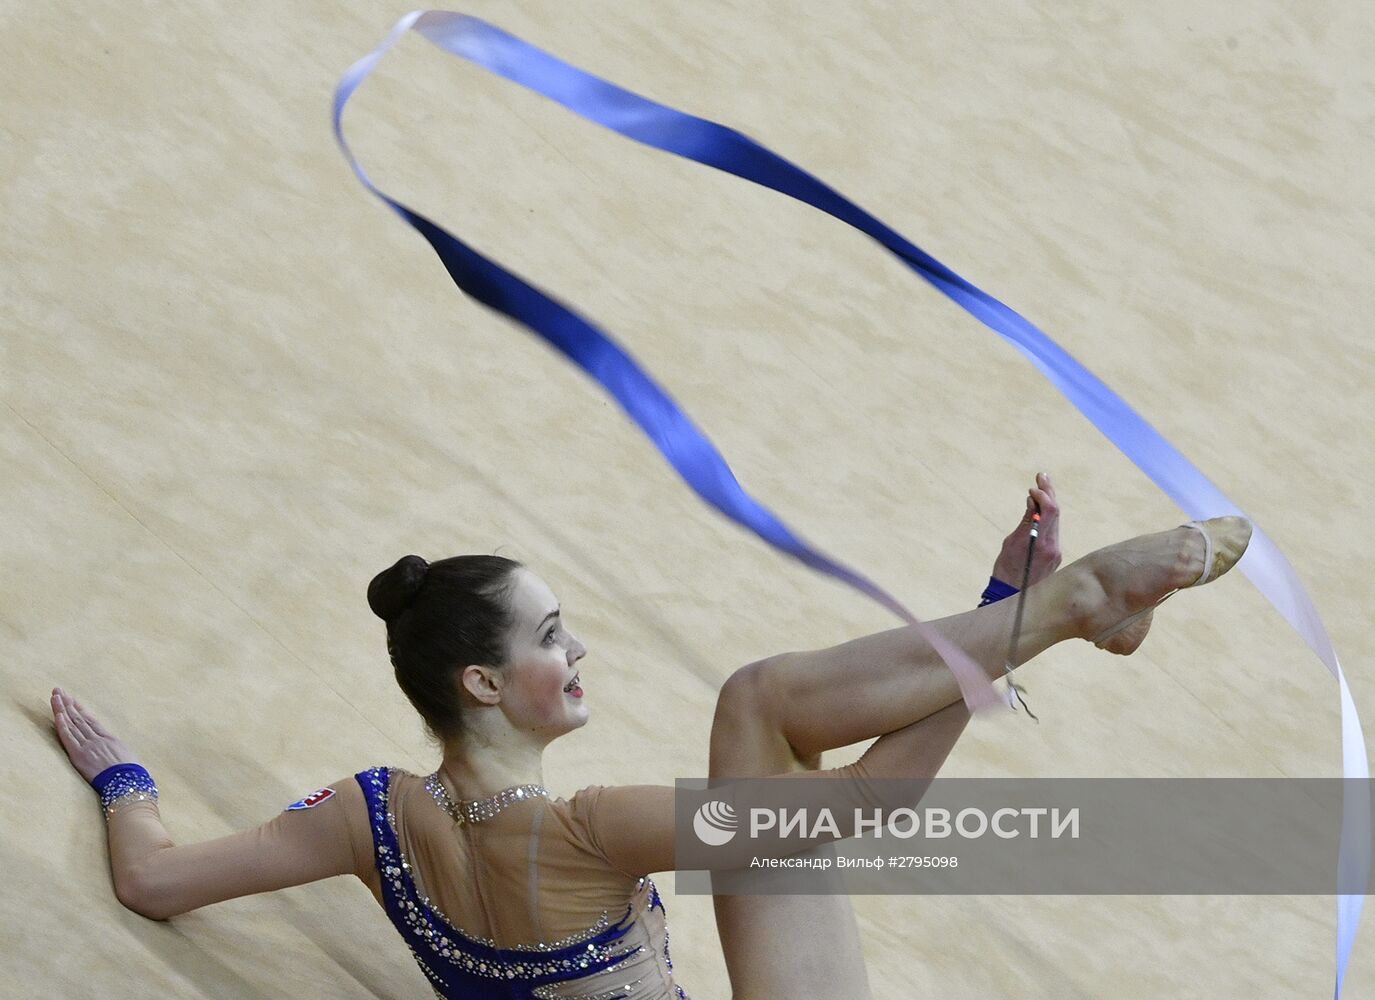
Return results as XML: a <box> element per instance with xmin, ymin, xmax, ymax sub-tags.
<box><xmin>543</xmin><ymin>627</ymin><xmax>558</xmax><ymax>645</ymax></box>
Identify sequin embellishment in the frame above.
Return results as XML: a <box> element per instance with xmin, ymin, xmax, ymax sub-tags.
<box><xmin>424</xmin><ymin>771</ymin><xmax>549</xmax><ymax>825</ymax></box>
<box><xmin>356</xmin><ymin>767</ymin><xmax>651</xmax><ymax>1000</ymax></box>
<box><xmin>95</xmin><ymin>764</ymin><xmax>159</xmax><ymax>819</ymax></box>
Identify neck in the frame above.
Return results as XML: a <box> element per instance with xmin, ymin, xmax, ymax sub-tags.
<box><xmin>438</xmin><ymin>733</ymin><xmax>547</xmax><ymax>801</ymax></box>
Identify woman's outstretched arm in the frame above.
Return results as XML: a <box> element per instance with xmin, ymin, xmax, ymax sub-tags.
<box><xmin>52</xmin><ymin>687</ymin><xmax>365</xmax><ymax>920</ymax></box>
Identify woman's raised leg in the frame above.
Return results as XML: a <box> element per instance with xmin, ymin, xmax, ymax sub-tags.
<box><xmin>707</xmin><ymin>515</ymin><xmax>1250</xmax><ymax>999</ymax></box>
<box><xmin>705</xmin><ymin>584</ymin><xmax>1052</xmax><ymax>999</ymax></box>
<box><xmin>721</xmin><ymin>517</ymin><xmax>1249</xmax><ymax>770</ymax></box>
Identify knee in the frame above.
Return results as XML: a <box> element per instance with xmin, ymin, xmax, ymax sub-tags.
<box><xmin>713</xmin><ymin>657</ymin><xmax>820</xmax><ymax>771</ymax></box>
<box><xmin>715</xmin><ymin>658</ymin><xmax>778</xmax><ymax>729</ymax></box>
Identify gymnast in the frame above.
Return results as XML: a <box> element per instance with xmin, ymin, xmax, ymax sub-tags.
<box><xmin>53</xmin><ymin>473</ymin><xmax>1251</xmax><ymax>999</ymax></box>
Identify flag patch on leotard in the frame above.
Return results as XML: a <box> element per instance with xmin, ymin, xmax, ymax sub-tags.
<box><xmin>286</xmin><ymin>787</ymin><xmax>335</xmax><ymax>810</ymax></box>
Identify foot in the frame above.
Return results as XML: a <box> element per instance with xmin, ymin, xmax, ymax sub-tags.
<box><xmin>1097</xmin><ymin>609</ymin><xmax>1155</xmax><ymax>656</ymax></box>
<box><xmin>1069</xmin><ymin>516</ymin><xmax>1252</xmax><ymax>655</ymax></box>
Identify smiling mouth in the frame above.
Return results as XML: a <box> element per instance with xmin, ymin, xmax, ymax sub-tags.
<box><xmin>563</xmin><ymin>672</ymin><xmax>581</xmax><ymax>695</ymax></box>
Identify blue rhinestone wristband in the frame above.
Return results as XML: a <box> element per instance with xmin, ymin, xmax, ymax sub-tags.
<box><xmin>978</xmin><ymin>576</ymin><xmax>1019</xmax><ymax>607</ymax></box>
<box><xmin>91</xmin><ymin>763</ymin><xmax>159</xmax><ymax>818</ymax></box>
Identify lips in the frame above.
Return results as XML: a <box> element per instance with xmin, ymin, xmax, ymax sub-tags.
<box><xmin>563</xmin><ymin>672</ymin><xmax>582</xmax><ymax>696</ymax></box>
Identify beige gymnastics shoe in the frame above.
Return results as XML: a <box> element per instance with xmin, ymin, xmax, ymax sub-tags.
<box><xmin>1092</xmin><ymin>516</ymin><xmax>1253</xmax><ymax>655</ymax></box>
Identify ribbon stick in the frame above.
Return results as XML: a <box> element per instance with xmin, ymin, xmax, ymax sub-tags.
<box><xmin>332</xmin><ymin>12</ymin><xmax>1367</xmax><ymax>993</ymax></box>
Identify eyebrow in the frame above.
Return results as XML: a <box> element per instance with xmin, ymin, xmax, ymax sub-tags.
<box><xmin>534</xmin><ymin>608</ymin><xmax>560</xmax><ymax>634</ymax></box>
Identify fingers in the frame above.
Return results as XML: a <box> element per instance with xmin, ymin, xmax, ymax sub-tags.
<box><xmin>994</xmin><ymin>474</ymin><xmax>1064</xmax><ymax>588</ymax></box>
<box><xmin>72</xmin><ymin>696</ymin><xmax>116</xmax><ymax>740</ymax></box>
<box><xmin>1019</xmin><ymin>474</ymin><xmax>1056</xmax><ymax>520</ymax></box>
<box><xmin>52</xmin><ymin>689</ymin><xmax>74</xmax><ymax>731</ymax></box>
<box><xmin>52</xmin><ymin>694</ymin><xmax>84</xmax><ymax>754</ymax></box>
<box><xmin>86</xmin><ymin>710</ymin><xmax>115</xmax><ymax>740</ymax></box>
<box><xmin>69</xmin><ymin>701</ymin><xmax>99</xmax><ymax>742</ymax></box>
<box><xmin>53</xmin><ymin>688</ymin><xmax>101</xmax><ymax>743</ymax></box>
<box><xmin>56</xmin><ymin>712</ymin><xmax>82</xmax><ymax>749</ymax></box>
<box><xmin>1030</xmin><ymin>474</ymin><xmax>1059</xmax><ymax>525</ymax></box>
<box><xmin>1031</xmin><ymin>473</ymin><xmax>1062</xmax><ymax>575</ymax></box>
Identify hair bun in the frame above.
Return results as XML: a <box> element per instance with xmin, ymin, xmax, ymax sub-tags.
<box><xmin>368</xmin><ymin>555</ymin><xmax>429</xmax><ymax>622</ymax></box>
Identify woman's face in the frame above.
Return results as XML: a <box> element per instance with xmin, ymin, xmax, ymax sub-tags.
<box><xmin>492</xmin><ymin>567</ymin><xmax>589</xmax><ymax>739</ymax></box>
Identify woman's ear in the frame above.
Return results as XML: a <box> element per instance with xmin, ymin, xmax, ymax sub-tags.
<box><xmin>460</xmin><ymin>664</ymin><xmax>503</xmax><ymax>706</ymax></box>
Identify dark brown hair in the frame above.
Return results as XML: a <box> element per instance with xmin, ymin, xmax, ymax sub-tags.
<box><xmin>367</xmin><ymin>554</ymin><xmax>524</xmax><ymax>740</ymax></box>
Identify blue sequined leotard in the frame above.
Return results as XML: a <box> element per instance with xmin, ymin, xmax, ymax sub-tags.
<box><xmin>355</xmin><ymin>767</ymin><xmax>689</xmax><ymax>1000</ymax></box>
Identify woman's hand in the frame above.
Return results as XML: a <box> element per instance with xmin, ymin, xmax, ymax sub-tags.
<box><xmin>51</xmin><ymin>687</ymin><xmax>360</xmax><ymax>921</ymax></box>
<box><xmin>991</xmin><ymin>472</ymin><xmax>1062</xmax><ymax>588</ymax></box>
<box><xmin>52</xmin><ymin>687</ymin><xmax>139</xmax><ymax>784</ymax></box>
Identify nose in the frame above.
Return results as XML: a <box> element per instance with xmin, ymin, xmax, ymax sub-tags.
<box><xmin>569</xmin><ymin>633</ymin><xmax>587</xmax><ymax>665</ymax></box>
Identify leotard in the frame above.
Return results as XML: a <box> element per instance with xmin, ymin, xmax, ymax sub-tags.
<box><xmin>352</xmin><ymin>767</ymin><xmax>689</xmax><ymax>1000</ymax></box>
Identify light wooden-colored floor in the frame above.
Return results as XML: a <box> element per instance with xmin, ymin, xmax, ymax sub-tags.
<box><xmin>4</xmin><ymin>3</ymin><xmax>1372</xmax><ymax>997</ymax></box>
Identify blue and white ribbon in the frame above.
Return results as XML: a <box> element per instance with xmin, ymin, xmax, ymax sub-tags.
<box><xmin>332</xmin><ymin>13</ymin><xmax>1368</xmax><ymax>992</ymax></box>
